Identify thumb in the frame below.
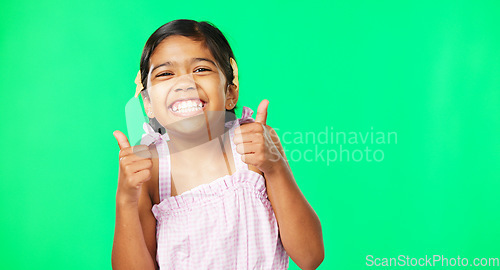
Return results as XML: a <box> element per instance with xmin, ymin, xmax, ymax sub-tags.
<box><xmin>113</xmin><ymin>130</ymin><xmax>131</xmax><ymax>150</ymax></box>
<box><xmin>255</xmin><ymin>99</ymin><xmax>269</xmax><ymax>125</ymax></box>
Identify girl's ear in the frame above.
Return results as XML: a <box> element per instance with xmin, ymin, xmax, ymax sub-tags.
<box><xmin>143</xmin><ymin>96</ymin><xmax>155</xmax><ymax>118</ymax></box>
<box><xmin>135</xmin><ymin>70</ymin><xmax>155</xmax><ymax>118</ymax></box>
<box><xmin>226</xmin><ymin>58</ymin><xmax>239</xmax><ymax>110</ymax></box>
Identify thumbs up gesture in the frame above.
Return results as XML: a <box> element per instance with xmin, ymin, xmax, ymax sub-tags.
<box><xmin>233</xmin><ymin>100</ymin><xmax>288</xmax><ymax>175</ymax></box>
<box><xmin>113</xmin><ymin>130</ymin><xmax>153</xmax><ymax>206</ymax></box>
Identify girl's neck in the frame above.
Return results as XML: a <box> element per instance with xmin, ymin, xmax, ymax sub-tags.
<box><xmin>166</xmin><ymin>124</ymin><xmax>231</xmax><ymax>170</ymax></box>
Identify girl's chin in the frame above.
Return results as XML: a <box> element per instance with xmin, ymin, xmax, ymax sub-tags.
<box><xmin>158</xmin><ymin>111</ymin><xmax>227</xmax><ymax>138</ymax></box>
<box><xmin>162</xmin><ymin>114</ymin><xmax>206</xmax><ymax>130</ymax></box>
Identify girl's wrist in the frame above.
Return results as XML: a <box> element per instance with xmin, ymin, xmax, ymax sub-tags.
<box><xmin>116</xmin><ymin>195</ymin><xmax>139</xmax><ymax>209</ymax></box>
<box><xmin>263</xmin><ymin>156</ymin><xmax>288</xmax><ymax>177</ymax></box>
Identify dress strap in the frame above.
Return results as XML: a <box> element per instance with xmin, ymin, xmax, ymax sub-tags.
<box><xmin>141</xmin><ymin>122</ymin><xmax>171</xmax><ymax>201</ymax></box>
<box><xmin>226</xmin><ymin>106</ymin><xmax>256</xmax><ymax>172</ymax></box>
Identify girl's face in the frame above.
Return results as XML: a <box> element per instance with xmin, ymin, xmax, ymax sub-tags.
<box><xmin>144</xmin><ymin>35</ymin><xmax>233</xmax><ymax>137</ymax></box>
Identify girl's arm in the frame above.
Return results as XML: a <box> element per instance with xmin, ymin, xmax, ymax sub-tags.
<box><xmin>233</xmin><ymin>100</ymin><xmax>324</xmax><ymax>270</ymax></box>
<box><xmin>112</xmin><ymin>192</ymin><xmax>158</xmax><ymax>270</ymax></box>
<box><xmin>265</xmin><ymin>157</ymin><xmax>324</xmax><ymax>270</ymax></box>
<box><xmin>138</xmin><ymin>180</ymin><xmax>159</xmax><ymax>268</ymax></box>
<box><xmin>112</xmin><ymin>131</ymin><xmax>158</xmax><ymax>270</ymax></box>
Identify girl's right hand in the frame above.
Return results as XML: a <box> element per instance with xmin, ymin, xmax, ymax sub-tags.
<box><xmin>113</xmin><ymin>130</ymin><xmax>153</xmax><ymax>207</ymax></box>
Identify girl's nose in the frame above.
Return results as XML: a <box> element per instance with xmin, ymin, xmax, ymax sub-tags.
<box><xmin>173</xmin><ymin>73</ymin><xmax>196</xmax><ymax>92</ymax></box>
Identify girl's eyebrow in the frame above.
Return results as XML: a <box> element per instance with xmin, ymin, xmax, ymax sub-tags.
<box><xmin>151</xmin><ymin>58</ymin><xmax>217</xmax><ymax>72</ymax></box>
<box><xmin>192</xmin><ymin>57</ymin><xmax>217</xmax><ymax>67</ymax></box>
<box><xmin>151</xmin><ymin>61</ymin><xmax>173</xmax><ymax>72</ymax></box>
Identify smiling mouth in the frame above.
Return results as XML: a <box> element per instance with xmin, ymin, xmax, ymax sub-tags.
<box><xmin>168</xmin><ymin>98</ymin><xmax>207</xmax><ymax>116</ymax></box>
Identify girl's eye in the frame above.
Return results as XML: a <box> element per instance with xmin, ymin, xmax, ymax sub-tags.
<box><xmin>156</xmin><ymin>72</ymin><xmax>174</xmax><ymax>77</ymax></box>
<box><xmin>194</xmin><ymin>68</ymin><xmax>211</xmax><ymax>73</ymax></box>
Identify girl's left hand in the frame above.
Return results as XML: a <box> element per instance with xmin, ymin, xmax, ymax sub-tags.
<box><xmin>233</xmin><ymin>100</ymin><xmax>288</xmax><ymax>174</ymax></box>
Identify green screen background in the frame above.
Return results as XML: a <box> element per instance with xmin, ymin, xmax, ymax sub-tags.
<box><xmin>1</xmin><ymin>0</ymin><xmax>499</xmax><ymax>269</ymax></box>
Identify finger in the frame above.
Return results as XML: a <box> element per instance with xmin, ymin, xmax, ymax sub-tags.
<box><xmin>120</xmin><ymin>149</ymin><xmax>152</xmax><ymax>162</ymax></box>
<box><xmin>130</xmin><ymin>169</ymin><xmax>152</xmax><ymax>188</ymax></box>
<box><xmin>113</xmin><ymin>130</ymin><xmax>131</xmax><ymax>150</ymax></box>
<box><xmin>233</xmin><ymin>132</ymin><xmax>262</xmax><ymax>145</ymax></box>
<box><xmin>123</xmin><ymin>159</ymin><xmax>153</xmax><ymax>174</ymax></box>
<box><xmin>234</xmin><ymin>122</ymin><xmax>265</xmax><ymax>135</ymax></box>
<box><xmin>119</xmin><ymin>145</ymin><xmax>150</xmax><ymax>158</ymax></box>
<box><xmin>240</xmin><ymin>153</ymin><xmax>257</xmax><ymax>166</ymax></box>
<box><xmin>236</xmin><ymin>142</ymin><xmax>258</xmax><ymax>155</ymax></box>
<box><xmin>254</xmin><ymin>99</ymin><xmax>269</xmax><ymax>125</ymax></box>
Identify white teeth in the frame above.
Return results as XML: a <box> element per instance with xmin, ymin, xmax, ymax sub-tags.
<box><xmin>171</xmin><ymin>99</ymin><xmax>204</xmax><ymax>113</ymax></box>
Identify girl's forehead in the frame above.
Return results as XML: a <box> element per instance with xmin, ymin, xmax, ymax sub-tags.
<box><xmin>150</xmin><ymin>35</ymin><xmax>217</xmax><ymax>66</ymax></box>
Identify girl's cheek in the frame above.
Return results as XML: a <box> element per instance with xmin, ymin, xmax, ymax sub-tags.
<box><xmin>149</xmin><ymin>92</ymin><xmax>168</xmax><ymax>113</ymax></box>
<box><xmin>150</xmin><ymin>82</ymin><xmax>172</xmax><ymax>100</ymax></box>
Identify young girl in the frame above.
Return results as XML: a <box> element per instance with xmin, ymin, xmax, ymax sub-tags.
<box><xmin>112</xmin><ymin>19</ymin><xmax>324</xmax><ymax>270</ymax></box>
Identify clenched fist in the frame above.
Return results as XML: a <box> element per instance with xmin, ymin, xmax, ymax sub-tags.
<box><xmin>113</xmin><ymin>130</ymin><xmax>153</xmax><ymax>206</ymax></box>
<box><xmin>233</xmin><ymin>99</ymin><xmax>288</xmax><ymax>175</ymax></box>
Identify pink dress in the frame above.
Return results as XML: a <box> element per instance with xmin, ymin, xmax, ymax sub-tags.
<box><xmin>140</xmin><ymin>106</ymin><xmax>289</xmax><ymax>269</ymax></box>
